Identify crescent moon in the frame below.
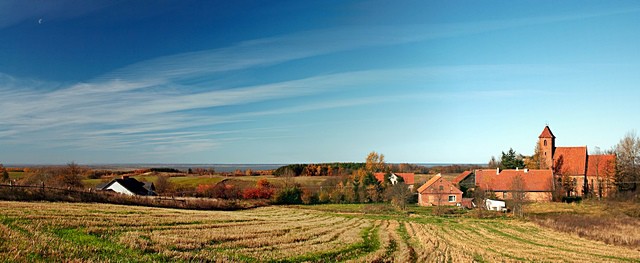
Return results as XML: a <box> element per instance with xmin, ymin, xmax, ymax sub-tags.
<box><xmin>38</xmin><ymin>19</ymin><xmax>43</xmax><ymax>24</ymax></box>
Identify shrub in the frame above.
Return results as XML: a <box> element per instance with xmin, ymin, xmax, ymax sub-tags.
<box><xmin>561</xmin><ymin>196</ymin><xmax>582</xmax><ymax>203</ymax></box>
<box><xmin>301</xmin><ymin>189</ymin><xmax>319</xmax><ymax>204</ymax></box>
<box><xmin>274</xmin><ymin>186</ymin><xmax>303</xmax><ymax>204</ymax></box>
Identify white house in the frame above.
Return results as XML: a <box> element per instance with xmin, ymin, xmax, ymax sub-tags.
<box><xmin>97</xmin><ymin>176</ymin><xmax>156</xmax><ymax>196</ymax></box>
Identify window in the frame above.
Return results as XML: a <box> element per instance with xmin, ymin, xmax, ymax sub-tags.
<box><xmin>544</xmin><ymin>140</ymin><xmax>547</xmax><ymax>146</ymax></box>
<box><xmin>439</xmin><ymin>185</ymin><xmax>444</xmax><ymax>191</ymax></box>
<box><xmin>448</xmin><ymin>195</ymin><xmax>456</xmax><ymax>202</ymax></box>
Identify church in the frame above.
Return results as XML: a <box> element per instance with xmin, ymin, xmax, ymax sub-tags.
<box><xmin>538</xmin><ymin>126</ymin><xmax>616</xmax><ymax>197</ymax></box>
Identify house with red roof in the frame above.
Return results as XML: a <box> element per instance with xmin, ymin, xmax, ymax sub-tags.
<box><xmin>374</xmin><ymin>172</ymin><xmax>415</xmax><ymax>189</ymax></box>
<box><xmin>417</xmin><ymin>174</ymin><xmax>463</xmax><ymax>206</ymax></box>
<box><xmin>539</xmin><ymin>126</ymin><xmax>616</xmax><ymax>197</ymax></box>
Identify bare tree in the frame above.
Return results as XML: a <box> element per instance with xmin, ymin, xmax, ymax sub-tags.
<box><xmin>386</xmin><ymin>183</ymin><xmax>411</xmax><ymax>211</ymax></box>
<box><xmin>155</xmin><ymin>175</ymin><xmax>173</xmax><ymax>194</ymax></box>
<box><xmin>614</xmin><ymin>131</ymin><xmax>640</xmax><ymax>193</ymax></box>
<box><xmin>281</xmin><ymin>167</ymin><xmax>296</xmax><ymax>188</ymax></box>
<box><xmin>487</xmin><ymin>156</ymin><xmax>500</xmax><ymax>169</ymax></box>
<box><xmin>61</xmin><ymin>162</ymin><xmax>84</xmax><ymax>188</ymax></box>
<box><xmin>511</xmin><ymin>174</ymin><xmax>526</xmax><ymax>217</ymax></box>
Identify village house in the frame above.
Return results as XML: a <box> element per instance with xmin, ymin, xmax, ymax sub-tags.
<box><xmin>96</xmin><ymin>176</ymin><xmax>156</xmax><ymax>196</ymax></box>
<box><xmin>539</xmin><ymin>126</ymin><xmax>616</xmax><ymax>197</ymax></box>
<box><xmin>417</xmin><ymin>174</ymin><xmax>463</xmax><ymax>206</ymax></box>
<box><xmin>374</xmin><ymin>172</ymin><xmax>415</xmax><ymax>190</ymax></box>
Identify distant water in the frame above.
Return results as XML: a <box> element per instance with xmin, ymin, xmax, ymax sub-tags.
<box><xmin>11</xmin><ymin>163</ymin><xmax>482</xmax><ymax>172</ymax></box>
<box><xmin>80</xmin><ymin>164</ymin><xmax>286</xmax><ymax>173</ymax></box>
<box><xmin>83</xmin><ymin>163</ymin><xmax>481</xmax><ymax>172</ymax></box>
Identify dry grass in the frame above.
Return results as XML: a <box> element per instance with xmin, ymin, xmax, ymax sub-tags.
<box><xmin>1</xmin><ymin>201</ymin><xmax>639</xmax><ymax>262</ymax></box>
<box><xmin>526</xmin><ymin>200</ymin><xmax>640</xmax><ymax>247</ymax></box>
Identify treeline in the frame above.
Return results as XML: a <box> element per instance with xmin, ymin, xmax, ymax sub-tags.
<box><xmin>273</xmin><ymin>163</ymin><xmax>365</xmax><ymax>177</ymax></box>
<box><xmin>428</xmin><ymin>164</ymin><xmax>484</xmax><ymax>174</ymax></box>
<box><xmin>273</xmin><ymin>162</ymin><xmax>430</xmax><ymax>177</ymax></box>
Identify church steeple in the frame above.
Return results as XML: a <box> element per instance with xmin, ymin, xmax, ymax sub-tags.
<box><xmin>538</xmin><ymin>126</ymin><xmax>555</xmax><ymax>169</ymax></box>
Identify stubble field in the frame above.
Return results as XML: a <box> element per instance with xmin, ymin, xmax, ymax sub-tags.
<box><xmin>0</xmin><ymin>201</ymin><xmax>639</xmax><ymax>262</ymax></box>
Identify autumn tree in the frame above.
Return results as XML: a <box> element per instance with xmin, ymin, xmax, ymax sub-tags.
<box><xmin>525</xmin><ymin>143</ymin><xmax>543</xmax><ymax>169</ymax></box>
<box><xmin>365</xmin><ymin>151</ymin><xmax>387</xmax><ymax>173</ymax></box>
<box><xmin>500</xmin><ymin>148</ymin><xmax>525</xmax><ymax>170</ymax></box>
<box><xmin>0</xmin><ymin>164</ymin><xmax>8</xmax><ymax>182</ymax></box>
<box><xmin>614</xmin><ymin>131</ymin><xmax>640</xmax><ymax>193</ymax></box>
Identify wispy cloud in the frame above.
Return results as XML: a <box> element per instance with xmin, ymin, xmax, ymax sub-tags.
<box><xmin>2</xmin><ymin>5</ymin><xmax>632</xmax><ymax>162</ymax></box>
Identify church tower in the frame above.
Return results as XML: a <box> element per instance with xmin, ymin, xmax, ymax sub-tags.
<box><xmin>538</xmin><ymin>126</ymin><xmax>555</xmax><ymax>169</ymax></box>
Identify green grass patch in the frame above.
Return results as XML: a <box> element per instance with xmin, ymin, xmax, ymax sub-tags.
<box><xmin>51</xmin><ymin>228</ymin><xmax>170</xmax><ymax>262</ymax></box>
<box><xmin>8</xmin><ymin>171</ymin><xmax>24</xmax><ymax>180</ymax></box>
<box><xmin>0</xmin><ymin>215</ymin><xmax>30</xmax><ymax>235</ymax></box>
<box><xmin>270</xmin><ymin>224</ymin><xmax>380</xmax><ymax>263</ymax></box>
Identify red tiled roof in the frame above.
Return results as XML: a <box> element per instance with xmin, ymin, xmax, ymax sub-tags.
<box><xmin>474</xmin><ymin>169</ymin><xmax>553</xmax><ymax>192</ymax></box>
<box><xmin>586</xmin><ymin>154</ymin><xmax>616</xmax><ymax>177</ymax></box>
<box><xmin>373</xmin><ymin>172</ymin><xmax>415</xmax><ymax>185</ymax></box>
<box><xmin>417</xmin><ymin>174</ymin><xmax>462</xmax><ymax>194</ymax></box>
<box><xmin>417</xmin><ymin>174</ymin><xmax>441</xmax><ymax>193</ymax></box>
<box><xmin>539</xmin><ymin>126</ymin><xmax>556</xmax><ymax>138</ymax></box>
<box><xmin>374</xmin><ymin>173</ymin><xmax>385</xmax><ymax>183</ymax></box>
<box><xmin>395</xmin><ymin>173</ymin><xmax>415</xmax><ymax>185</ymax></box>
<box><xmin>452</xmin><ymin>171</ymin><xmax>472</xmax><ymax>184</ymax></box>
<box><xmin>553</xmin><ymin>147</ymin><xmax>587</xmax><ymax>175</ymax></box>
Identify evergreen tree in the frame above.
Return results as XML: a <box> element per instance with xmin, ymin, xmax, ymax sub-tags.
<box><xmin>500</xmin><ymin>148</ymin><xmax>525</xmax><ymax>169</ymax></box>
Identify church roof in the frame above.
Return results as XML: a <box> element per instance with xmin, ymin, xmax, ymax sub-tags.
<box><xmin>553</xmin><ymin>146</ymin><xmax>587</xmax><ymax>175</ymax></box>
<box><xmin>538</xmin><ymin>126</ymin><xmax>555</xmax><ymax>138</ymax></box>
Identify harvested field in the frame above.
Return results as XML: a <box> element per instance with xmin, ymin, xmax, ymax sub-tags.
<box><xmin>0</xmin><ymin>201</ymin><xmax>639</xmax><ymax>262</ymax></box>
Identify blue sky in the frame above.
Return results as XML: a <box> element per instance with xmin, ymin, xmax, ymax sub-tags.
<box><xmin>1</xmin><ymin>0</ymin><xmax>640</xmax><ymax>164</ymax></box>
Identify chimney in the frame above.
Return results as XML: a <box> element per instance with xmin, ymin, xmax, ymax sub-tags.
<box><xmin>122</xmin><ymin>175</ymin><xmax>130</xmax><ymax>180</ymax></box>
<box><xmin>524</xmin><ymin>168</ymin><xmax>529</xmax><ymax>173</ymax></box>
<box><xmin>516</xmin><ymin>167</ymin><xmax>519</xmax><ymax>171</ymax></box>
<box><xmin>496</xmin><ymin>168</ymin><xmax>500</xmax><ymax>175</ymax></box>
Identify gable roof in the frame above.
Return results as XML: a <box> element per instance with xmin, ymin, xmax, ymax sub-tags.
<box><xmin>417</xmin><ymin>174</ymin><xmax>462</xmax><ymax>194</ymax></box>
<box><xmin>418</xmin><ymin>174</ymin><xmax>441</xmax><ymax>193</ymax></box>
<box><xmin>99</xmin><ymin>177</ymin><xmax>156</xmax><ymax>196</ymax></box>
<box><xmin>373</xmin><ymin>172</ymin><xmax>415</xmax><ymax>185</ymax></box>
<box><xmin>539</xmin><ymin>126</ymin><xmax>555</xmax><ymax>138</ymax></box>
<box><xmin>586</xmin><ymin>154</ymin><xmax>616</xmax><ymax>177</ymax></box>
<box><xmin>554</xmin><ymin>146</ymin><xmax>587</xmax><ymax>175</ymax></box>
<box><xmin>474</xmin><ymin>169</ymin><xmax>553</xmax><ymax>192</ymax></box>
<box><xmin>452</xmin><ymin>171</ymin><xmax>472</xmax><ymax>185</ymax></box>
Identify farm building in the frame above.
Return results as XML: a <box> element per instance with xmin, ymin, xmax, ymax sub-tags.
<box><xmin>374</xmin><ymin>172</ymin><xmax>415</xmax><ymax>189</ymax></box>
<box><xmin>457</xmin><ymin>168</ymin><xmax>554</xmax><ymax>202</ymax></box>
<box><xmin>97</xmin><ymin>176</ymin><xmax>156</xmax><ymax>196</ymax></box>
<box><xmin>417</xmin><ymin>174</ymin><xmax>463</xmax><ymax>206</ymax></box>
